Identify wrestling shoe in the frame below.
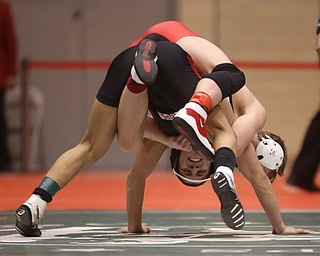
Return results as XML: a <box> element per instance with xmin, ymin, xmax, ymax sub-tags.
<box><xmin>211</xmin><ymin>167</ymin><xmax>245</xmax><ymax>230</ymax></box>
<box><xmin>133</xmin><ymin>39</ymin><xmax>158</xmax><ymax>84</ymax></box>
<box><xmin>172</xmin><ymin>102</ymin><xmax>215</xmax><ymax>162</ymax></box>
<box><xmin>15</xmin><ymin>194</ymin><xmax>47</xmax><ymax>237</ymax></box>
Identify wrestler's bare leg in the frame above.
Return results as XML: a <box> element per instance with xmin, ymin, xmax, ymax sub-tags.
<box><xmin>117</xmin><ymin>39</ymin><xmax>157</xmax><ymax>152</ymax></box>
<box><xmin>117</xmin><ymin>86</ymin><xmax>148</xmax><ymax>152</ymax></box>
<box><xmin>46</xmin><ymin>100</ymin><xmax>117</xmax><ymax>187</ymax></box>
<box><xmin>16</xmin><ymin>99</ymin><xmax>117</xmax><ymax>237</ymax></box>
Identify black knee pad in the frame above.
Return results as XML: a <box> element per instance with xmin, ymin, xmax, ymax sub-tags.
<box><xmin>204</xmin><ymin>63</ymin><xmax>246</xmax><ymax>99</ymax></box>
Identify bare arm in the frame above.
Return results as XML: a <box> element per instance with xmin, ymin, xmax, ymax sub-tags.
<box><xmin>119</xmin><ymin>116</ymin><xmax>190</xmax><ymax>234</ymax></box>
<box><xmin>220</xmin><ymin>86</ymin><xmax>266</xmax><ymax>155</ymax></box>
<box><xmin>214</xmin><ymin>94</ymin><xmax>287</xmax><ymax>233</ymax></box>
<box><xmin>221</xmin><ymin>87</ymin><xmax>314</xmax><ymax>234</ymax></box>
<box><xmin>144</xmin><ymin>116</ymin><xmax>191</xmax><ymax>152</ymax></box>
<box><xmin>119</xmin><ymin>139</ymin><xmax>167</xmax><ymax>233</ymax></box>
<box><xmin>238</xmin><ymin>143</ymin><xmax>315</xmax><ymax>234</ymax></box>
<box><xmin>237</xmin><ymin>144</ymin><xmax>286</xmax><ymax>233</ymax></box>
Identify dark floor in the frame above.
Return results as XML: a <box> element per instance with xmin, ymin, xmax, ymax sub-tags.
<box><xmin>0</xmin><ymin>210</ymin><xmax>319</xmax><ymax>255</ymax></box>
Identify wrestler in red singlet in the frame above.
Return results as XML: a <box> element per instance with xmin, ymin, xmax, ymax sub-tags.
<box><xmin>129</xmin><ymin>21</ymin><xmax>200</xmax><ymax>47</ymax></box>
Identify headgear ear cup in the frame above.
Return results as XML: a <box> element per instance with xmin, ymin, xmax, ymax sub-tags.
<box><xmin>256</xmin><ymin>135</ymin><xmax>284</xmax><ymax>171</ymax></box>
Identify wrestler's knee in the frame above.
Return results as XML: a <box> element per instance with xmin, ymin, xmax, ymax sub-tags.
<box><xmin>117</xmin><ymin>134</ymin><xmax>142</xmax><ymax>152</ymax></box>
<box><xmin>204</xmin><ymin>63</ymin><xmax>246</xmax><ymax>99</ymax></box>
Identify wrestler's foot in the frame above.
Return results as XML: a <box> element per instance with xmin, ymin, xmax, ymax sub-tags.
<box><xmin>172</xmin><ymin>102</ymin><xmax>215</xmax><ymax>161</ymax></box>
<box><xmin>15</xmin><ymin>195</ymin><xmax>47</xmax><ymax>237</ymax></box>
<box><xmin>211</xmin><ymin>167</ymin><xmax>245</xmax><ymax>230</ymax></box>
<box><xmin>133</xmin><ymin>39</ymin><xmax>158</xmax><ymax>84</ymax></box>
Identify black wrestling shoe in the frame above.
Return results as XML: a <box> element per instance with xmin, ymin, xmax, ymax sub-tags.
<box><xmin>133</xmin><ymin>39</ymin><xmax>158</xmax><ymax>84</ymax></box>
<box><xmin>211</xmin><ymin>170</ymin><xmax>245</xmax><ymax>230</ymax></box>
<box><xmin>15</xmin><ymin>194</ymin><xmax>47</xmax><ymax>237</ymax></box>
<box><xmin>15</xmin><ymin>204</ymin><xmax>42</xmax><ymax>237</ymax></box>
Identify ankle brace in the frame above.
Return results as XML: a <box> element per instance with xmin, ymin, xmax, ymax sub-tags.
<box><xmin>189</xmin><ymin>91</ymin><xmax>212</xmax><ymax>112</ymax></box>
<box><xmin>38</xmin><ymin>177</ymin><xmax>61</xmax><ymax>197</ymax></box>
<box><xmin>213</xmin><ymin>147</ymin><xmax>236</xmax><ymax>172</ymax></box>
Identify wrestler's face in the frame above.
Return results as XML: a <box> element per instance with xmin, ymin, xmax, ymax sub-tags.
<box><xmin>178</xmin><ymin>151</ymin><xmax>212</xmax><ymax>181</ymax></box>
<box><xmin>177</xmin><ymin>148</ymin><xmax>278</xmax><ymax>184</ymax></box>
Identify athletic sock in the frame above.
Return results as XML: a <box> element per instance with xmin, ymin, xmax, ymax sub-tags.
<box><xmin>127</xmin><ymin>66</ymin><xmax>147</xmax><ymax>93</ymax></box>
<box><xmin>213</xmin><ymin>147</ymin><xmax>236</xmax><ymax>172</ymax></box>
<box><xmin>213</xmin><ymin>147</ymin><xmax>237</xmax><ymax>191</ymax></box>
<box><xmin>131</xmin><ymin>65</ymin><xmax>144</xmax><ymax>84</ymax></box>
<box><xmin>33</xmin><ymin>188</ymin><xmax>52</xmax><ymax>203</ymax></box>
<box><xmin>189</xmin><ymin>91</ymin><xmax>212</xmax><ymax>112</ymax></box>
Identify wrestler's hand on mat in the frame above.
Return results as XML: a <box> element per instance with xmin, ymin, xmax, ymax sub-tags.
<box><xmin>167</xmin><ymin>135</ymin><xmax>192</xmax><ymax>152</ymax></box>
<box><xmin>273</xmin><ymin>226</ymin><xmax>316</xmax><ymax>235</ymax></box>
<box><xmin>118</xmin><ymin>226</ymin><xmax>150</xmax><ymax>234</ymax></box>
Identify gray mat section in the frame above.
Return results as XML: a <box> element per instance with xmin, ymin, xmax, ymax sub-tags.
<box><xmin>0</xmin><ymin>210</ymin><xmax>319</xmax><ymax>255</ymax></box>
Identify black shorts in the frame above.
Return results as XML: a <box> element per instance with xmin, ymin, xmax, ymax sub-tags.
<box><xmin>96</xmin><ymin>41</ymin><xmax>200</xmax><ymax>135</ymax></box>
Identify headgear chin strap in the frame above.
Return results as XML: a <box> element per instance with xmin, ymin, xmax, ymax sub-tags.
<box><xmin>170</xmin><ymin>149</ymin><xmax>213</xmax><ymax>186</ymax></box>
<box><xmin>172</xmin><ymin>168</ymin><xmax>211</xmax><ymax>184</ymax></box>
<box><xmin>256</xmin><ymin>135</ymin><xmax>284</xmax><ymax>171</ymax></box>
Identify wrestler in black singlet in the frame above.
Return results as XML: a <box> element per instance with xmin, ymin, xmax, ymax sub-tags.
<box><xmin>96</xmin><ymin>39</ymin><xmax>201</xmax><ymax>136</ymax></box>
<box><xmin>97</xmin><ymin>21</ymin><xmax>244</xmax><ymax>136</ymax></box>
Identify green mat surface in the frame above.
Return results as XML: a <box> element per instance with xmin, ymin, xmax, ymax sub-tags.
<box><xmin>1</xmin><ymin>210</ymin><xmax>319</xmax><ymax>255</ymax></box>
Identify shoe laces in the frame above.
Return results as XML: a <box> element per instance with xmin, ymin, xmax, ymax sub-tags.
<box><xmin>25</xmin><ymin>194</ymin><xmax>47</xmax><ymax>223</ymax></box>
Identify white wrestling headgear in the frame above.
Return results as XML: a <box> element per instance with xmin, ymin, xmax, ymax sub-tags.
<box><xmin>256</xmin><ymin>134</ymin><xmax>284</xmax><ymax>171</ymax></box>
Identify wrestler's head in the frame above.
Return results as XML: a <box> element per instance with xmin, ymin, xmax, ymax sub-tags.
<box><xmin>253</xmin><ymin>131</ymin><xmax>287</xmax><ymax>183</ymax></box>
<box><xmin>171</xmin><ymin>131</ymin><xmax>287</xmax><ymax>185</ymax></box>
<box><xmin>170</xmin><ymin>149</ymin><xmax>214</xmax><ymax>187</ymax></box>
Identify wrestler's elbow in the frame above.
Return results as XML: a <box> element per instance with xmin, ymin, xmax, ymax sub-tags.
<box><xmin>255</xmin><ymin>103</ymin><xmax>267</xmax><ymax>131</ymax></box>
<box><xmin>259</xmin><ymin>107</ymin><xmax>267</xmax><ymax>130</ymax></box>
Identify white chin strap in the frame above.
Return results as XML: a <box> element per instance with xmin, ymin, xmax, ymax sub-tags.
<box><xmin>256</xmin><ymin>135</ymin><xmax>284</xmax><ymax>171</ymax></box>
<box><xmin>172</xmin><ymin>168</ymin><xmax>211</xmax><ymax>184</ymax></box>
